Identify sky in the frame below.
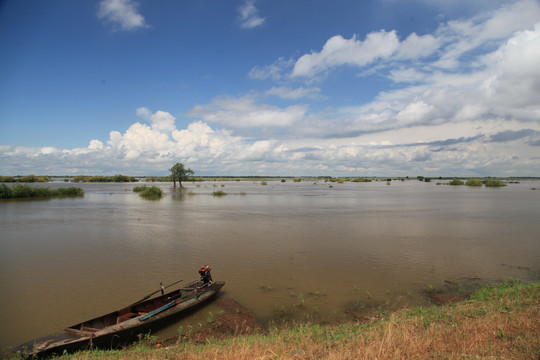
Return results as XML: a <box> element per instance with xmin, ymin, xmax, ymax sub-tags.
<box><xmin>1</xmin><ymin>0</ymin><xmax>539</xmax><ymax>177</ymax></box>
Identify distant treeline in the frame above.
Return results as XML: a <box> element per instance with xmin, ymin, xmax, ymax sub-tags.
<box><xmin>0</xmin><ymin>184</ymin><xmax>84</xmax><ymax>199</ymax></box>
<box><xmin>0</xmin><ymin>175</ymin><xmax>50</xmax><ymax>183</ymax></box>
<box><xmin>72</xmin><ymin>175</ymin><xmax>137</xmax><ymax>183</ymax></box>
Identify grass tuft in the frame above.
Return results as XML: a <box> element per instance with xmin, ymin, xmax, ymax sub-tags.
<box><xmin>139</xmin><ymin>186</ymin><xmax>162</xmax><ymax>198</ymax></box>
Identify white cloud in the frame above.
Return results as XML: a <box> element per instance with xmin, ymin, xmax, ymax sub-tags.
<box><xmin>248</xmin><ymin>57</ymin><xmax>294</xmax><ymax>81</ymax></box>
<box><xmin>292</xmin><ymin>31</ymin><xmax>400</xmax><ymax>78</ymax></box>
<box><xmin>88</xmin><ymin>140</ymin><xmax>104</xmax><ymax>150</ymax></box>
<box><xmin>238</xmin><ymin>0</ymin><xmax>265</xmax><ymax>29</ymax></box>
<box><xmin>137</xmin><ymin>107</ymin><xmax>176</xmax><ymax>132</ymax></box>
<box><xmin>396</xmin><ymin>32</ymin><xmax>440</xmax><ymax>59</ymax></box>
<box><xmin>265</xmin><ymin>86</ymin><xmax>322</xmax><ymax>100</ymax></box>
<box><xmin>109</xmin><ymin>122</ymin><xmax>172</xmax><ymax>160</ymax></box>
<box><xmin>481</xmin><ymin>23</ymin><xmax>540</xmax><ymax>117</ymax></box>
<box><xmin>97</xmin><ymin>0</ymin><xmax>147</xmax><ymax>31</ymax></box>
<box><xmin>395</xmin><ymin>101</ymin><xmax>434</xmax><ymax>126</ymax></box>
<box><xmin>186</xmin><ymin>96</ymin><xmax>307</xmax><ymax>129</ymax></box>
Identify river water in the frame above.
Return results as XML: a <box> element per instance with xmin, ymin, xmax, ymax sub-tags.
<box><xmin>1</xmin><ymin>179</ymin><xmax>539</xmax><ymax>347</ymax></box>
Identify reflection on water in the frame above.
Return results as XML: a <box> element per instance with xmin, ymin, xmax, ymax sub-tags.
<box><xmin>1</xmin><ymin>180</ymin><xmax>539</xmax><ymax>346</ymax></box>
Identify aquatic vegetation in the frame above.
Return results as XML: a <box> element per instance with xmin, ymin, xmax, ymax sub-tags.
<box><xmin>448</xmin><ymin>178</ymin><xmax>464</xmax><ymax>185</ymax></box>
<box><xmin>466</xmin><ymin>178</ymin><xmax>483</xmax><ymax>187</ymax></box>
<box><xmin>0</xmin><ymin>175</ymin><xmax>49</xmax><ymax>182</ymax></box>
<box><xmin>365</xmin><ymin>290</ymin><xmax>372</xmax><ymax>299</ymax></box>
<box><xmin>133</xmin><ymin>185</ymin><xmax>147</xmax><ymax>192</ymax></box>
<box><xmin>485</xmin><ymin>179</ymin><xmax>506</xmax><ymax>187</ymax></box>
<box><xmin>72</xmin><ymin>175</ymin><xmax>136</xmax><ymax>182</ymax></box>
<box><xmin>213</xmin><ymin>190</ymin><xmax>227</xmax><ymax>196</ymax></box>
<box><xmin>0</xmin><ymin>184</ymin><xmax>84</xmax><ymax>199</ymax></box>
<box><xmin>139</xmin><ymin>186</ymin><xmax>163</xmax><ymax>199</ymax></box>
<box><xmin>351</xmin><ymin>178</ymin><xmax>372</xmax><ymax>182</ymax></box>
<box><xmin>297</xmin><ymin>294</ymin><xmax>305</xmax><ymax>307</ymax></box>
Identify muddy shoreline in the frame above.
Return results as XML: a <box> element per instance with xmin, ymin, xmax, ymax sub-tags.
<box><xmin>157</xmin><ymin>277</ymin><xmax>494</xmax><ymax>346</ymax></box>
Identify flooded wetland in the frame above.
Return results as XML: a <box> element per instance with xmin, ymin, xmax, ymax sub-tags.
<box><xmin>1</xmin><ymin>179</ymin><xmax>539</xmax><ymax>348</ymax></box>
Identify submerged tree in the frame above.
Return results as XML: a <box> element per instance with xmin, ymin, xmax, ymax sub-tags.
<box><xmin>169</xmin><ymin>163</ymin><xmax>195</xmax><ymax>188</ymax></box>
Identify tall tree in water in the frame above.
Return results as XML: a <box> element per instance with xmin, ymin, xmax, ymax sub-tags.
<box><xmin>169</xmin><ymin>163</ymin><xmax>194</xmax><ymax>188</ymax></box>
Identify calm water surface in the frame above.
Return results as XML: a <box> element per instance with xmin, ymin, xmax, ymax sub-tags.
<box><xmin>1</xmin><ymin>180</ymin><xmax>539</xmax><ymax>347</ymax></box>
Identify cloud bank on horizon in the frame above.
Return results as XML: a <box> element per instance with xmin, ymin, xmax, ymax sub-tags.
<box><xmin>1</xmin><ymin>0</ymin><xmax>539</xmax><ymax>176</ymax></box>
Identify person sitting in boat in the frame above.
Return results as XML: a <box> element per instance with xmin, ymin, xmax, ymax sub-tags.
<box><xmin>199</xmin><ymin>265</ymin><xmax>213</xmax><ymax>284</ymax></box>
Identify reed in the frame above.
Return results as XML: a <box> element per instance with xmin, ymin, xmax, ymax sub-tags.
<box><xmin>212</xmin><ymin>190</ymin><xmax>227</xmax><ymax>196</ymax></box>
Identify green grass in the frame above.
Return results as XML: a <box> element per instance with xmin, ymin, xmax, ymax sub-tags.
<box><xmin>0</xmin><ymin>184</ymin><xmax>84</xmax><ymax>199</ymax></box>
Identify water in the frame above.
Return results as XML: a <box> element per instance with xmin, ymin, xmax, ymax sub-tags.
<box><xmin>1</xmin><ymin>180</ymin><xmax>539</xmax><ymax>347</ymax></box>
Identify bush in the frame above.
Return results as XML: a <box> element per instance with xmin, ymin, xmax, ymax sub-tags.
<box><xmin>112</xmin><ymin>174</ymin><xmax>135</xmax><ymax>182</ymax></box>
<box><xmin>0</xmin><ymin>176</ymin><xmax>16</xmax><ymax>182</ymax></box>
<box><xmin>448</xmin><ymin>178</ymin><xmax>464</xmax><ymax>186</ymax></box>
<box><xmin>351</xmin><ymin>178</ymin><xmax>372</xmax><ymax>182</ymax></box>
<box><xmin>139</xmin><ymin>186</ymin><xmax>162</xmax><ymax>198</ymax></box>
<box><xmin>485</xmin><ymin>179</ymin><xmax>506</xmax><ymax>187</ymax></box>
<box><xmin>0</xmin><ymin>184</ymin><xmax>84</xmax><ymax>199</ymax></box>
<box><xmin>466</xmin><ymin>178</ymin><xmax>483</xmax><ymax>187</ymax></box>
<box><xmin>0</xmin><ymin>184</ymin><xmax>13</xmax><ymax>198</ymax></box>
<box><xmin>133</xmin><ymin>185</ymin><xmax>147</xmax><ymax>192</ymax></box>
<box><xmin>213</xmin><ymin>190</ymin><xmax>227</xmax><ymax>196</ymax></box>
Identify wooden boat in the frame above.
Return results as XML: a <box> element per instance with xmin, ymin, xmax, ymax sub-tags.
<box><xmin>13</xmin><ymin>280</ymin><xmax>224</xmax><ymax>357</ymax></box>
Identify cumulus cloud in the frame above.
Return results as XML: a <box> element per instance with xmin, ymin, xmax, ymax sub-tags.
<box><xmin>238</xmin><ymin>0</ymin><xmax>265</xmax><ymax>29</ymax></box>
<box><xmin>481</xmin><ymin>23</ymin><xmax>540</xmax><ymax>117</ymax></box>
<box><xmin>137</xmin><ymin>107</ymin><xmax>176</xmax><ymax>132</ymax></box>
<box><xmin>97</xmin><ymin>0</ymin><xmax>147</xmax><ymax>31</ymax></box>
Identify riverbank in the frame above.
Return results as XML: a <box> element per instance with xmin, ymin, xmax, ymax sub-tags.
<box><xmin>10</xmin><ymin>280</ymin><xmax>537</xmax><ymax>359</ymax></box>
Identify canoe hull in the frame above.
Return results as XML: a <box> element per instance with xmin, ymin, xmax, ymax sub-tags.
<box><xmin>13</xmin><ymin>281</ymin><xmax>224</xmax><ymax>357</ymax></box>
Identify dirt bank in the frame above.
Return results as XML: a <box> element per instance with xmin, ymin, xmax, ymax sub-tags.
<box><xmin>158</xmin><ymin>297</ymin><xmax>264</xmax><ymax>346</ymax></box>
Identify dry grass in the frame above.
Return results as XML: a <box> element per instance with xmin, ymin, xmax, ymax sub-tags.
<box><xmin>30</xmin><ymin>282</ymin><xmax>540</xmax><ymax>360</ymax></box>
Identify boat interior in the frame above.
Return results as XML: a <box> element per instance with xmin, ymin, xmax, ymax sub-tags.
<box><xmin>66</xmin><ymin>281</ymin><xmax>210</xmax><ymax>333</ymax></box>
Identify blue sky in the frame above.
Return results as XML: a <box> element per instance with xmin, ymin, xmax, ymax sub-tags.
<box><xmin>1</xmin><ymin>0</ymin><xmax>539</xmax><ymax>176</ymax></box>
